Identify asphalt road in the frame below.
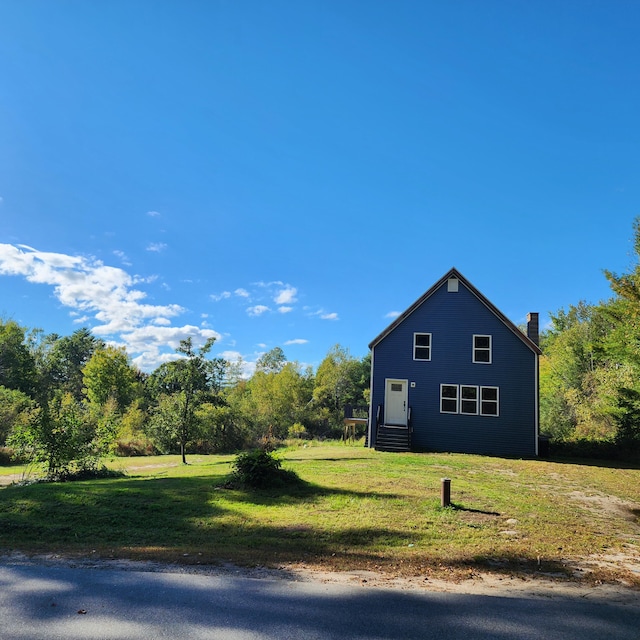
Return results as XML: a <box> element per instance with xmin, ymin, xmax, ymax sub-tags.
<box><xmin>1</xmin><ymin>559</ymin><xmax>639</xmax><ymax>639</ymax></box>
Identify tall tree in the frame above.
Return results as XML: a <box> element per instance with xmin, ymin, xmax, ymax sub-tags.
<box><xmin>0</xmin><ymin>319</ymin><xmax>37</xmax><ymax>396</ymax></box>
<box><xmin>539</xmin><ymin>302</ymin><xmax>619</xmax><ymax>440</ymax></box>
<box><xmin>82</xmin><ymin>345</ymin><xmax>139</xmax><ymax>412</ymax></box>
<box><xmin>255</xmin><ymin>347</ymin><xmax>287</xmax><ymax>374</ymax></box>
<box><xmin>313</xmin><ymin>345</ymin><xmax>370</xmax><ymax>431</ymax></box>
<box><xmin>45</xmin><ymin>328</ymin><xmax>104</xmax><ymax>402</ymax></box>
<box><xmin>246</xmin><ymin>361</ymin><xmax>313</xmax><ymax>438</ymax></box>
<box><xmin>149</xmin><ymin>337</ymin><xmax>223</xmax><ymax>463</ymax></box>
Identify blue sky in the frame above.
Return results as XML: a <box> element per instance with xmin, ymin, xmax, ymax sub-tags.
<box><xmin>1</xmin><ymin>1</ymin><xmax>638</xmax><ymax>373</ymax></box>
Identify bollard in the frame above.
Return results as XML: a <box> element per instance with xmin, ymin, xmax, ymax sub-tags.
<box><xmin>441</xmin><ymin>478</ymin><xmax>451</xmax><ymax>508</ymax></box>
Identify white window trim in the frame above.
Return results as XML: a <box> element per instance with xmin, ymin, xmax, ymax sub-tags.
<box><xmin>440</xmin><ymin>384</ymin><xmax>459</xmax><ymax>414</ymax></box>
<box><xmin>473</xmin><ymin>334</ymin><xmax>492</xmax><ymax>364</ymax></box>
<box><xmin>480</xmin><ymin>386</ymin><xmax>500</xmax><ymax>417</ymax></box>
<box><xmin>460</xmin><ymin>385</ymin><xmax>479</xmax><ymax>415</ymax></box>
<box><xmin>413</xmin><ymin>332</ymin><xmax>432</xmax><ymax>361</ymax></box>
<box><xmin>439</xmin><ymin>384</ymin><xmax>499</xmax><ymax>417</ymax></box>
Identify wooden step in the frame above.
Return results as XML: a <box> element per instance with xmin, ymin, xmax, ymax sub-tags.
<box><xmin>375</xmin><ymin>425</ymin><xmax>410</xmax><ymax>452</ymax></box>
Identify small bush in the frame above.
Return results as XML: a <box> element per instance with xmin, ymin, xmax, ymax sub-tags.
<box><xmin>288</xmin><ymin>423</ymin><xmax>308</xmax><ymax>439</ymax></box>
<box><xmin>115</xmin><ymin>438</ymin><xmax>157</xmax><ymax>457</ymax></box>
<box><xmin>230</xmin><ymin>448</ymin><xmax>301</xmax><ymax>489</ymax></box>
<box><xmin>0</xmin><ymin>447</ymin><xmax>24</xmax><ymax>465</ymax></box>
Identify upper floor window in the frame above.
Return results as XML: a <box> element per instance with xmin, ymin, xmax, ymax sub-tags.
<box><xmin>473</xmin><ymin>335</ymin><xmax>492</xmax><ymax>364</ymax></box>
<box><xmin>414</xmin><ymin>333</ymin><xmax>432</xmax><ymax>361</ymax></box>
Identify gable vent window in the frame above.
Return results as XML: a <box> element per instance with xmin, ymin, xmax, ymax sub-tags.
<box><xmin>473</xmin><ymin>335</ymin><xmax>492</xmax><ymax>364</ymax></box>
<box><xmin>413</xmin><ymin>333</ymin><xmax>432</xmax><ymax>361</ymax></box>
<box><xmin>447</xmin><ymin>277</ymin><xmax>459</xmax><ymax>293</ymax></box>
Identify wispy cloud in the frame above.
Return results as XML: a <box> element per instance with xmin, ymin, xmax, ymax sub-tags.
<box><xmin>235</xmin><ymin>288</ymin><xmax>249</xmax><ymax>298</ymax></box>
<box><xmin>211</xmin><ymin>291</ymin><xmax>231</xmax><ymax>302</ymax></box>
<box><xmin>0</xmin><ymin>244</ymin><xmax>219</xmax><ymax>370</ymax></box>
<box><xmin>147</xmin><ymin>211</ymin><xmax>161</xmax><ymax>217</ymax></box>
<box><xmin>278</xmin><ymin>306</ymin><xmax>293</xmax><ymax>314</ymax></box>
<box><xmin>113</xmin><ymin>249</ymin><xmax>132</xmax><ymax>266</ymax></box>
<box><xmin>247</xmin><ymin>305</ymin><xmax>270</xmax><ymax>317</ymax></box>
<box><xmin>385</xmin><ymin>311</ymin><xmax>401</xmax><ymax>319</ymax></box>
<box><xmin>308</xmin><ymin>308</ymin><xmax>339</xmax><ymax>321</ymax></box>
<box><xmin>146</xmin><ymin>242</ymin><xmax>167</xmax><ymax>253</ymax></box>
<box><xmin>284</xmin><ymin>338</ymin><xmax>308</xmax><ymax>345</ymax></box>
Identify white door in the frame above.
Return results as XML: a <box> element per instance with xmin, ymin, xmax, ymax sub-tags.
<box><xmin>384</xmin><ymin>379</ymin><xmax>408</xmax><ymax>426</ymax></box>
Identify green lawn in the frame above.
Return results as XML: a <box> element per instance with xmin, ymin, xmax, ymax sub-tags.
<box><xmin>1</xmin><ymin>443</ymin><xmax>639</xmax><ymax>585</ymax></box>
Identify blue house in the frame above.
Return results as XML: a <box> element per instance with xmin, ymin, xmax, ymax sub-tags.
<box><xmin>367</xmin><ymin>268</ymin><xmax>541</xmax><ymax>458</ymax></box>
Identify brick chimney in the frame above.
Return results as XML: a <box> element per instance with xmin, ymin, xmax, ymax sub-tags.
<box><xmin>527</xmin><ymin>312</ymin><xmax>539</xmax><ymax>346</ymax></box>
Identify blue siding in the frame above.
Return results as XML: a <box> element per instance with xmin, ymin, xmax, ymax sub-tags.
<box><xmin>370</xmin><ymin>279</ymin><xmax>537</xmax><ymax>457</ymax></box>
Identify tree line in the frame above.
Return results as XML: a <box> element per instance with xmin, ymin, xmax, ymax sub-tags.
<box><xmin>539</xmin><ymin>217</ymin><xmax>640</xmax><ymax>458</ymax></box>
<box><xmin>3</xmin><ymin>217</ymin><xmax>640</xmax><ymax>473</ymax></box>
<box><xmin>0</xmin><ymin>321</ymin><xmax>370</xmax><ymax>477</ymax></box>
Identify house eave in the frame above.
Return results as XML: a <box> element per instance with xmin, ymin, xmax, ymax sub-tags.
<box><xmin>368</xmin><ymin>267</ymin><xmax>542</xmax><ymax>356</ymax></box>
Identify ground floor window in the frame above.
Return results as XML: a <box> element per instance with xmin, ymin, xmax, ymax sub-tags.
<box><xmin>440</xmin><ymin>384</ymin><xmax>458</xmax><ymax>413</ymax></box>
<box><xmin>460</xmin><ymin>385</ymin><xmax>478</xmax><ymax>415</ymax></box>
<box><xmin>441</xmin><ymin>384</ymin><xmax>499</xmax><ymax>417</ymax></box>
<box><xmin>480</xmin><ymin>386</ymin><xmax>499</xmax><ymax>416</ymax></box>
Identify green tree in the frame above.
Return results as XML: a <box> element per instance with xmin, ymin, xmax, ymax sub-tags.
<box><xmin>255</xmin><ymin>347</ymin><xmax>287</xmax><ymax>374</ymax></box>
<box><xmin>245</xmin><ymin>360</ymin><xmax>314</xmax><ymax>439</ymax></box>
<box><xmin>82</xmin><ymin>345</ymin><xmax>138</xmax><ymax>412</ymax></box>
<box><xmin>148</xmin><ymin>337</ymin><xmax>223</xmax><ymax>463</ymax></box>
<box><xmin>0</xmin><ymin>386</ymin><xmax>33</xmax><ymax>446</ymax></box>
<box><xmin>42</xmin><ymin>328</ymin><xmax>104</xmax><ymax>402</ymax></box>
<box><xmin>0</xmin><ymin>319</ymin><xmax>37</xmax><ymax>396</ymax></box>
<box><xmin>539</xmin><ymin>302</ymin><xmax>618</xmax><ymax>441</ymax></box>
<box><xmin>601</xmin><ymin>216</ymin><xmax>640</xmax><ymax>448</ymax></box>
<box><xmin>8</xmin><ymin>392</ymin><xmax>116</xmax><ymax>479</ymax></box>
<box><xmin>313</xmin><ymin>345</ymin><xmax>370</xmax><ymax>433</ymax></box>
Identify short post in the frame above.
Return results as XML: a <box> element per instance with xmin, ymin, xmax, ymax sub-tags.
<box><xmin>441</xmin><ymin>478</ymin><xmax>451</xmax><ymax>508</ymax></box>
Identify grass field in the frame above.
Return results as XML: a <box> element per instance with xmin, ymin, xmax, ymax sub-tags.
<box><xmin>1</xmin><ymin>443</ymin><xmax>639</xmax><ymax>585</ymax></box>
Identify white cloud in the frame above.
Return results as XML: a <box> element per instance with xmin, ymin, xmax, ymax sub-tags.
<box><xmin>278</xmin><ymin>306</ymin><xmax>293</xmax><ymax>314</ymax></box>
<box><xmin>0</xmin><ymin>243</ymin><xmax>219</xmax><ymax>371</ymax></box>
<box><xmin>385</xmin><ymin>311</ymin><xmax>401</xmax><ymax>319</ymax></box>
<box><xmin>123</xmin><ymin>324</ymin><xmax>221</xmax><ymax>370</ymax></box>
<box><xmin>147</xmin><ymin>211</ymin><xmax>160</xmax><ymax>217</ymax></box>
<box><xmin>235</xmin><ymin>288</ymin><xmax>249</xmax><ymax>298</ymax></box>
<box><xmin>321</xmin><ymin>312</ymin><xmax>339</xmax><ymax>321</ymax></box>
<box><xmin>274</xmin><ymin>286</ymin><xmax>297</xmax><ymax>305</ymax></box>
<box><xmin>113</xmin><ymin>249</ymin><xmax>132</xmax><ymax>266</ymax></box>
<box><xmin>146</xmin><ymin>242</ymin><xmax>167</xmax><ymax>253</ymax></box>
<box><xmin>247</xmin><ymin>305</ymin><xmax>270</xmax><ymax>317</ymax></box>
<box><xmin>73</xmin><ymin>315</ymin><xmax>90</xmax><ymax>324</ymax></box>
<box><xmin>211</xmin><ymin>291</ymin><xmax>231</xmax><ymax>302</ymax></box>
<box><xmin>284</xmin><ymin>338</ymin><xmax>308</xmax><ymax>345</ymax></box>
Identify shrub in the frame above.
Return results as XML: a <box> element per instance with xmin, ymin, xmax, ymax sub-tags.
<box><xmin>288</xmin><ymin>423</ymin><xmax>307</xmax><ymax>439</ymax></box>
<box><xmin>230</xmin><ymin>448</ymin><xmax>301</xmax><ymax>489</ymax></box>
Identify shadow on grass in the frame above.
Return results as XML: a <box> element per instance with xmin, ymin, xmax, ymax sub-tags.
<box><xmin>1</xmin><ymin>473</ymin><xmax>625</xmax><ymax>585</ymax></box>
<box><xmin>0</xmin><ymin>474</ymin><xmax>405</xmax><ymax>557</ymax></box>
<box><xmin>218</xmin><ymin>476</ymin><xmax>404</xmax><ymax>505</ymax></box>
<box><xmin>449</xmin><ymin>503</ymin><xmax>501</xmax><ymax>517</ymax></box>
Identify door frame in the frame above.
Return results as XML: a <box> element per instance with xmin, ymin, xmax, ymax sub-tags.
<box><xmin>384</xmin><ymin>378</ymin><xmax>408</xmax><ymax>426</ymax></box>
